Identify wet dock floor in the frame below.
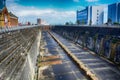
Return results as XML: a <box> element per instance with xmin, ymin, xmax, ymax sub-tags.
<box><xmin>39</xmin><ymin>32</ymin><xmax>89</xmax><ymax>80</ymax></box>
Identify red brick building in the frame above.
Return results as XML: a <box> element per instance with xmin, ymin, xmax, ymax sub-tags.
<box><xmin>0</xmin><ymin>0</ymin><xmax>18</xmax><ymax>27</ymax></box>
<box><xmin>9</xmin><ymin>12</ymin><xmax>18</xmax><ymax>27</ymax></box>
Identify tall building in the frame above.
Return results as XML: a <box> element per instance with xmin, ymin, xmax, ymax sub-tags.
<box><xmin>0</xmin><ymin>0</ymin><xmax>18</xmax><ymax>27</ymax></box>
<box><xmin>77</xmin><ymin>5</ymin><xmax>108</xmax><ymax>25</ymax></box>
<box><xmin>117</xmin><ymin>3</ymin><xmax>120</xmax><ymax>23</ymax></box>
<box><xmin>108</xmin><ymin>3</ymin><xmax>118</xmax><ymax>23</ymax></box>
<box><xmin>37</xmin><ymin>18</ymin><xmax>48</xmax><ymax>25</ymax></box>
<box><xmin>77</xmin><ymin>7</ymin><xmax>89</xmax><ymax>25</ymax></box>
<box><xmin>37</xmin><ymin>18</ymin><xmax>41</xmax><ymax>24</ymax></box>
<box><xmin>108</xmin><ymin>2</ymin><xmax>120</xmax><ymax>23</ymax></box>
<box><xmin>90</xmin><ymin>5</ymin><xmax>107</xmax><ymax>25</ymax></box>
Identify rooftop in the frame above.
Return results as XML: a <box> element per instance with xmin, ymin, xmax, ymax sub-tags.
<box><xmin>9</xmin><ymin>12</ymin><xmax>18</xmax><ymax>19</ymax></box>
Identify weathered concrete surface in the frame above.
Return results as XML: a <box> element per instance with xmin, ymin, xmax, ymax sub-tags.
<box><xmin>0</xmin><ymin>27</ymin><xmax>41</xmax><ymax>80</ymax></box>
<box><xmin>51</xmin><ymin>32</ymin><xmax>120</xmax><ymax>80</ymax></box>
<box><xmin>19</xmin><ymin>31</ymin><xmax>41</xmax><ymax>80</ymax></box>
<box><xmin>52</xmin><ymin>26</ymin><xmax>120</xmax><ymax>63</ymax></box>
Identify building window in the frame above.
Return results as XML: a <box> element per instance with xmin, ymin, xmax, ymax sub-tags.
<box><xmin>97</xmin><ymin>13</ymin><xmax>99</xmax><ymax>15</ymax></box>
<box><xmin>97</xmin><ymin>19</ymin><xmax>98</xmax><ymax>24</ymax></box>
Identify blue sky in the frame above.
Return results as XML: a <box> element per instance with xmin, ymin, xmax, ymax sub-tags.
<box><xmin>6</xmin><ymin>0</ymin><xmax>120</xmax><ymax>24</ymax></box>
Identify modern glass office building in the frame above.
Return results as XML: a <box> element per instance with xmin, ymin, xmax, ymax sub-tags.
<box><xmin>118</xmin><ymin>3</ymin><xmax>120</xmax><ymax>23</ymax></box>
<box><xmin>108</xmin><ymin>3</ymin><xmax>118</xmax><ymax>23</ymax></box>
<box><xmin>77</xmin><ymin>7</ymin><xmax>89</xmax><ymax>25</ymax></box>
<box><xmin>108</xmin><ymin>2</ymin><xmax>120</xmax><ymax>23</ymax></box>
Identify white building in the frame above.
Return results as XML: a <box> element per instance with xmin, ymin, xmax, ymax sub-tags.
<box><xmin>77</xmin><ymin>5</ymin><xmax>108</xmax><ymax>25</ymax></box>
<box><xmin>90</xmin><ymin>5</ymin><xmax>107</xmax><ymax>25</ymax></box>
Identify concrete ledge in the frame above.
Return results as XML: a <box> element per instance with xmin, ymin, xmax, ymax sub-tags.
<box><xmin>49</xmin><ymin>32</ymin><xmax>99</xmax><ymax>80</ymax></box>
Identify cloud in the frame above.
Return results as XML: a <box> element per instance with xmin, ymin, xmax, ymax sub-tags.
<box><xmin>86</xmin><ymin>0</ymin><xmax>99</xmax><ymax>2</ymax></box>
<box><xmin>73</xmin><ymin>0</ymin><xmax>79</xmax><ymax>2</ymax></box>
<box><xmin>6</xmin><ymin>0</ymin><xmax>76</xmax><ymax>24</ymax></box>
<box><xmin>77</xmin><ymin>6</ymin><xmax>85</xmax><ymax>10</ymax></box>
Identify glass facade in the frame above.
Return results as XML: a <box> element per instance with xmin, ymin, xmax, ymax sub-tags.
<box><xmin>108</xmin><ymin>3</ymin><xmax>117</xmax><ymax>23</ymax></box>
<box><xmin>77</xmin><ymin>8</ymin><xmax>88</xmax><ymax>24</ymax></box>
<box><xmin>118</xmin><ymin>3</ymin><xmax>120</xmax><ymax>23</ymax></box>
<box><xmin>108</xmin><ymin>2</ymin><xmax>120</xmax><ymax>23</ymax></box>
